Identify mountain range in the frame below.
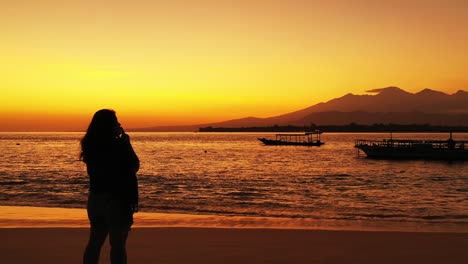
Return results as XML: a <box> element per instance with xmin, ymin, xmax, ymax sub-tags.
<box><xmin>133</xmin><ymin>87</ymin><xmax>468</xmax><ymax>131</ymax></box>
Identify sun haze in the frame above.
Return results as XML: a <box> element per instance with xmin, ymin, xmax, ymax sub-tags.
<box><xmin>1</xmin><ymin>0</ymin><xmax>467</xmax><ymax>131</ymax></box>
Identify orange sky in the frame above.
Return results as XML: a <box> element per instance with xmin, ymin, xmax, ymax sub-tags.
<box><xmin>1</xmin><ymin>0</ymin><xmax>467</xmax><ymax>131</ymax></box>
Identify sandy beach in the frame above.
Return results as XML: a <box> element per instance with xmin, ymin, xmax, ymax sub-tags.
<box><xmin>1</xmin><ymin>206</ymin><xmax>467</xmax><ymax>263</ymax></box>
<box><xmin>0</xmin><ymin>228</ymin><xmax>466</xmax><ymax>264</ymax></box>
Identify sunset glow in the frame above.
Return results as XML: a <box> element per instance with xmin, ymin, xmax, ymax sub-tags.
<box><xmin>1</xmin><ymin>0</ymin><xmax>468</xmax><ymax>131</ymax></box>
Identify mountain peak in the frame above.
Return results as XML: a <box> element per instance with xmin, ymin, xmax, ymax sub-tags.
<box><xmin>365</xmin><ymin>86</ymin><xmax>409</xmax><ymax>95</ymax></box>
<box><xmin>455</xmin><ymin>90</ymin><xmax>468</xmax><ymax>95</ymax></box>
<box><xmin>416</xmin><ymin>88</ymin><xmax>447</xmax><ymax>96</ymax></box>
<box><xmin>342</xmin><ymin>93</ymin><xmax>355</xmax><ymax>97</ymax></box>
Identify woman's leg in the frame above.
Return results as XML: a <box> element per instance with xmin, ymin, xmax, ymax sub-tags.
<box><xmin>109</xmin><ymin>228</ymin><xmax>129</xmax><ymax>264</ymax></box>
<box><xmin>83</xmin><ymin>226</ymin><xmax>108</xmax><ymax>264</ymax></box>
<box><xmin>84</xmin><ymin>192</ymin><xmax>110</xmax><ymax>264</ymax></box>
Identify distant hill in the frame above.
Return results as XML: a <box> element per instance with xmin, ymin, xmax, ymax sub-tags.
<box><xmin>304</xmin><ymin>87</ymin><xmax>468</xmax><ymax>113</ymax></box>
<box><xmin>133</xmin><ymin>87</ymin><xmax>468</xmax><ymax>131</ymax></box>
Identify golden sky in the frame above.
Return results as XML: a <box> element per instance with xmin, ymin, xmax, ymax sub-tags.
<box><xmin>1</xmin><ymin>0</ymin><xmax>467</xmax><ymax>131</ymax></box>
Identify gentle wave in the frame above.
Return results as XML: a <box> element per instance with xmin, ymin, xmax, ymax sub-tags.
<box><xmin>0</xmin><ymin>180</ymin><xmax>28</xmax><ymax>185</ymax></box>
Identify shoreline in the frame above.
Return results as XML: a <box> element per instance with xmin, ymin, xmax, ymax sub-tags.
<box><xmin>2</xmin><ymin>206</ymin><xmax>467</xmax><ymax>263</ymax></box>
<box><xmin>1</xmin><ymin>205</ymin><xmax>467</xmax><ymax>233</ymax></box>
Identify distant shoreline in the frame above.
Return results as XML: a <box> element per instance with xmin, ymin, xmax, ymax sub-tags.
<box><xmin>2</xmin><ymin>124</ymin><xmax>468</xmax><ymax>133</ymax></box>
<box><xmin>198</xmin><ymin>124</ymin><xmax>468</xmax><ymax>133</ymax></box>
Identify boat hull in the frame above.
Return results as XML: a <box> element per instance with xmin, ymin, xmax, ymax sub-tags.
<box><xmin>258</xmin><ymin>138</ymin><xmax>324</xmax><ymax>146</ymax></box>
<box><xmin>356</xmin><ymin>145</ymin><xmax>468</xmax><ymax>160</ymax></box>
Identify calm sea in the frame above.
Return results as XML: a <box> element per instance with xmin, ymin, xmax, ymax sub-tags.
<box><xmin>1</xmin><ymin>132</ymin><xmax>467</xmax><ymax>228</ymax></box>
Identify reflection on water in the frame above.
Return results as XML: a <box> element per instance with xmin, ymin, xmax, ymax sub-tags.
<box><xmin>0</xmin><ymin>132</ymin><xmax>467</xmax><ymax>230</ymax></box>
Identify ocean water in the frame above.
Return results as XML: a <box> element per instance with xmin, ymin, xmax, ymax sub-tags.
<box><xmin>1</xmin><ymin>132</ymin><xmax>467</xmax><ymax>228</ymax></box>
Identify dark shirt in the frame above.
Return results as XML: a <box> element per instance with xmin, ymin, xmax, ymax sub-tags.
<box><xmin>83</xmin><ymin>137</ymin><xmax>139</xmax><ymax>204</ymax></box>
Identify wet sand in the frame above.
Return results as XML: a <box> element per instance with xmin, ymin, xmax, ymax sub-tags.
<box><xmin>0</xmin><ymin>228</ymin><xmax>467</xmax><ymax>264</ymax></box>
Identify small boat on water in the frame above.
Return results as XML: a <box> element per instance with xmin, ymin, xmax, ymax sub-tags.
<box><xmin>258</xmin><ymin>131</ymin><xmax>324</xmax><ymax>146</ymax></box>
<box><xmin>355</xmin><ymin>132</ymin><xmax>468</xmax><ymax>160</ymax></box>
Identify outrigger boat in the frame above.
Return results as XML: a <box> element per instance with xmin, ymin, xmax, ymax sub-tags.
<box><xmin>355</xmin><ymin>132</ymin><xmax>468</xmax><ymax>160</ymax></box>
<box><xmin>258</xmin><ymin>131</ymin><xmax>324</xmax><ymax>146</ymax></box>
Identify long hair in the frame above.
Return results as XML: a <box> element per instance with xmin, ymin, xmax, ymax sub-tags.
<box><xmin>80</xmin><ymin>109</ymin><xmax>118</xmax><ymax>161</ymax></box>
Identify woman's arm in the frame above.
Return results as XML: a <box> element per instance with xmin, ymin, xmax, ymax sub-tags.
<box><xmin>121</xmin><ymin>132</ymin><xmax>140</xmax><ymax>173</ymax></box>
<box><xmin>119</xmin><ymin>132</ymin><xmax>140</xmax><ymax>212</ymax></box>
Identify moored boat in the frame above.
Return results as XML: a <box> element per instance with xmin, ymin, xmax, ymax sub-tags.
<box><xmin>355</xmin><ymin>132</ymin><xmax>467</xmax><ymax>160</ymax></box>
<box><xmin>258</xmin><ymin>131</ymin><xmax>324</xmax><ymax>146</ymax></box>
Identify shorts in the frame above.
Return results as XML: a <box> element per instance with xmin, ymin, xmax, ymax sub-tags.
<box><xmin>87</xmin><ymin>192</ymin><xmax>134</xmax><ymax>231</ymax></box>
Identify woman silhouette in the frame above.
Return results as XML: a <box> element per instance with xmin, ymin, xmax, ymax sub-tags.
<box><xmin>81</xmin><ymin>109</ymin><xmax>139</xmax><ymax>264</ymax></box>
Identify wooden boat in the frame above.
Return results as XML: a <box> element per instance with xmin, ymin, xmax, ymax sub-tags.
<box><xmin>258</xmin><ymin>131</ymin><xmax>324</xmax><ymax>146</ymax></box>
<box><xmin>355</xmin><ymin>132</ymin><xmax>468</xmax><ymax>160</ymax></box>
